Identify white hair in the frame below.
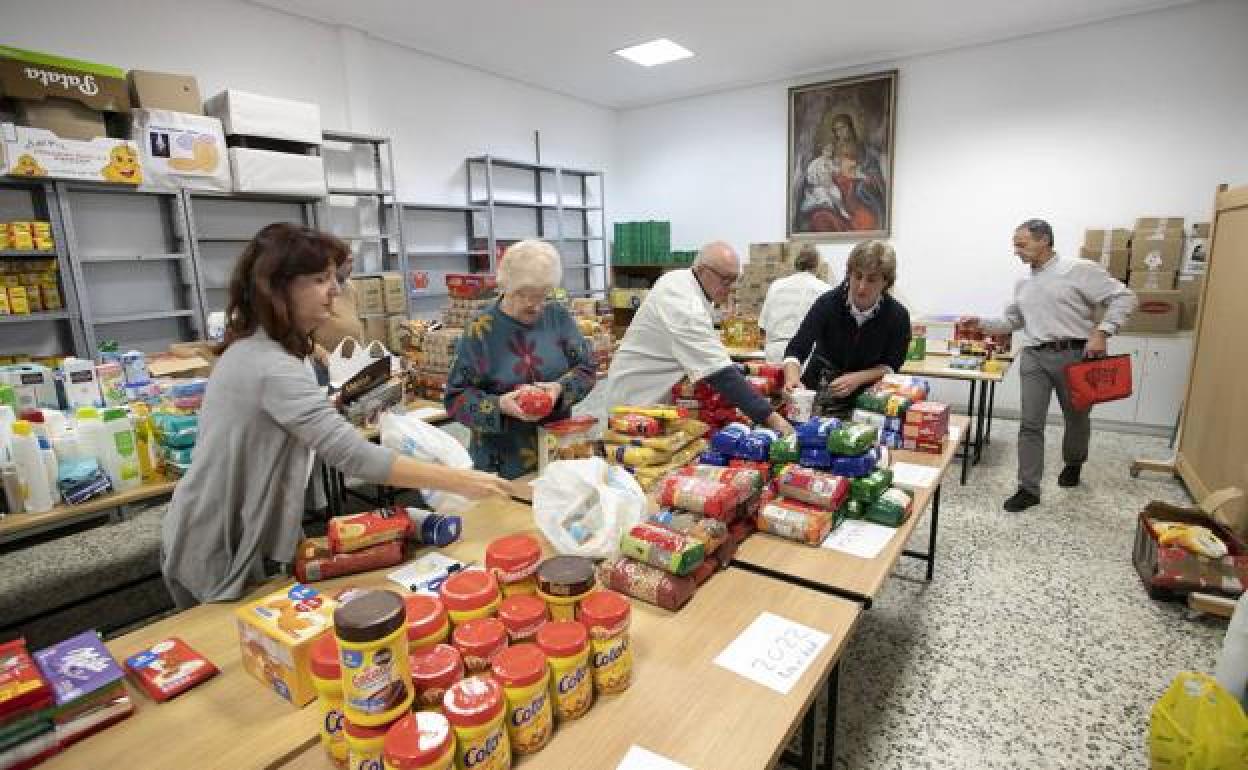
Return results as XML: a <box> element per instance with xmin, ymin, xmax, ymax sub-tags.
<box><xmin>497</xmin><ymin>239</ymin><xmax>562</xmax><ymax>292</ymax></box>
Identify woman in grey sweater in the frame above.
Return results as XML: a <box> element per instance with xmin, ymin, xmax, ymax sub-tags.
<box><xmin>161</xmin><ymin>224</ymin><xmax>514</xmax><ymax>607</ymax></box>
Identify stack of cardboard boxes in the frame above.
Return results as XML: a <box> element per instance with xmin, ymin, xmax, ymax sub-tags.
<box><xmin>1081</xmin><ymin>218</ymin><xmax>1206</xmax><ymax>333</ymax></box>
<box><xmin>351</xmin><ymin>273</ymin><xmax>408</xmax><ymax>352</ymax></box>
<box><xmin>731</xmin><ymin>242</ymin><xmax>797</xmax><ymax>317</ymax></box>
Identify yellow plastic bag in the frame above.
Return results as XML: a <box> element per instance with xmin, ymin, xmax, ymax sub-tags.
<box><xmin>1150</xmin><ymin>671</ymin><xmax>1248</xmax><ymax>769</ymax></box>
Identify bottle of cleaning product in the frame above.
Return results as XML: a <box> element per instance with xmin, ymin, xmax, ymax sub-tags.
<box><xmin>59</xmin><ymin>357</ymin><xmax>103</xmax><ymax>410</ymax></box>
<box><xmin>75</xmin><ymin>407</ymin><xmax>113</xmax><ymax>490</ymax></box>
<box><xmin>51</xmin><ymin>431</ymin><xmax>87</xmax><ymax>463</ymax></box>
<box><xmin>40</xmin><ymin>409</ymin><xmax>67</xmax><ymax>439</ymax></box>
<box><xmin>0</xmin><ymin>462</ymin><xmax>22</xmax><ymax>514</ymax></box>
<box><xmin>38</xmin><ymin>435</ymin><xmax>58</xmax><ymax>501</ymax></box>
<box><xmin>101</xmin><ymin>407</ymin><xmax>140</xmax><ymax>492</ymax></box>
<box><xmin>10</xmin><ymin>420</ymin><xmax>53</xmax><ymax>513</ymax></box>
<box><xmin>0</xmin><ymin>404</ymin><xmax>14</xmax><ymax>462</ymax></box>
<box><xmin>130</xmin><ymin>402</ymin><xmax>161</xmax><ymax>483</ymax></box>
<box><xmin>19</xmin><ymin>409</ymin><xmax>47</xmax><ymax>442</ymax></box>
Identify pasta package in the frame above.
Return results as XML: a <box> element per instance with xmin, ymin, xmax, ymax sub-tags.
<box><xmin>710</xmin><ymin>422</ymin><xmax>750</xmax><ymax>455</ymax></box>
<box><xmin>827</xmin><ymin>424</ymin><xmax>879</xmax><ymax>456</ymax></box>
<box><xmin>655</xmin><ymin>475</ymin><xmax>742</xmax><ymax>519</ymax></box>
<box><xmin>850</xmin><ymin>468</ymin><xmax>894</xmax><ymax>504</ymax></box>
<box><xmin>646</xmin><ymin>509</ymin><xmax>729</xmax><ymax>554</ymax></box>
<box><xmin>603</xmin><ymin>429</ymin><xmax>691</xmax><ymax>451</ymax></box>
<box><xmin>608</xmin><ymin>413</ymin><xmax>662</xmax><ymax>437</ymax></box>
<box><xmin>850</xmin><ymin>409</ymin><xmax>902</xmax><ymax>433</ymax></box>
<box><xmin>698</xmin><ymin>450</ymin><xmax>730</xmax><ymax>466</ymax></box>
<box><xmin>775</xmin><ymin>466</ymin><xmax>850</xmax><ymax>510</ymax></box>
<box><xmin>770</xmin><ymin>433</ymin><xmax>800</xmax><ymax>465</ymax></box>
<box><xmin>619</xmin><ymin>523</ymin><xmax>706</xmax><ymax>576</ymax></box>
<box><xmin>797</xmin><ymin>417</ymin><xmax>842</xmax><ymax>449</ymax></box>
<box><xmin>610</xmin><ymin>405</ymin><xmax>688</xmax><ymax>420</ymax></box>
<box><xmin>605</xmin><ymin>442</ymin><xmax>676</xmax><ymax>467</ymax></box>
<box><xmin>757</xmin><ymin>497</ymin><xmax>833</xmax><ymax>546</ymax></box>
<box><xmin>864</xmin><ymin>488</ymin><xmax>913</xmax><ymax>527</ymax></box>
<box><xmin>736</xmin><ymin>428</ymin><xmax>778</xmax><ymax>462</ymax></box>
<box><xmin>829</xmin><ymin>450</ymin><xmax>879</xmax><ymax>478</ymax></box>
<box><xmin>597</xmin><ymin>556</ymin><xmax>698</xmax><ymax>611</ymax></box>
<box><xmin>627</xmin><ymin>439</ymin><xmax>709</xmax><ymax>490</ymax></box>
<box><xmin>799</xmin><ymin>447</ymin><xmax>833</xmax><ymax>470</ymax></box>
<box><xmin>676</xmin><ymin>464</ymin><xmax>765</xmax><ymax>495</ymax></box>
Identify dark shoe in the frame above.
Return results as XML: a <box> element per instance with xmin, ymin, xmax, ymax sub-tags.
<box><xmin>1004</xmin><ymin>488</ymin><xmax>1040</xmax><ymax>512</ymax></box>
<box><xmin>1058</xmin><ymin>465</ymin><xmax>1082</xmax><ymax>488</ymax></box>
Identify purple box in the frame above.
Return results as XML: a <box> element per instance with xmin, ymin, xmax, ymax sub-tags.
<box><xmin>33</xmin><ymin>631</ymin><xmax>125</xmax><ymax>706</ymax></box>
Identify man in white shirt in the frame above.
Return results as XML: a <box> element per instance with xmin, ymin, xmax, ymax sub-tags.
<box><xmin>758</xmin><ymin>245</ymin><xmax>832</xmax><ymax>363</ymax></box>
<box><xmin>606</xmin><ymin>241</ymin><xmax>794</xmax><ymax>435</ymax></box>
<box><xmin>962</xmin><ymin>219</ymin><xmax>1136</xmax><ymax>512</ymax></box>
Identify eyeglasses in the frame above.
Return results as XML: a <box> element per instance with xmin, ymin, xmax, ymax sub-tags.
<box><xmin>701</xmin><ymin>265</ymin><xmax>740</xmax><ymax>286</ymax></box>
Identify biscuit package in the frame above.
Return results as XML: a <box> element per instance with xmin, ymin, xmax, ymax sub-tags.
<box><xmin>235</xmin><ymin>583</ymin><xmax>337</xmax><ymax>706</ymax></box>
<box><xmin>124</xmin><ymin>637</ymin><xmax>219</xmax><ymax>702</ymax></box>
<box><xmin>328</xmin><ymin>509</ymin><xmax>410</xmax><ymax>554</ymax></box>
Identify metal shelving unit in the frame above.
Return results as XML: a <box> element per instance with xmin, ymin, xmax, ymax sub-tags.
<box><xmin>398</xmin><ymin>202</ymin><xmax>488</xmax><ymax>317</ymax></box>
<box><xmin>56</xmin><ymin>181</ymin><xmax>204</xmax><ymax>360</ymax></box>
<box><xmin>317</xmin><ymin>131</ymin><xmax>409</xmax><ymax>314</ymax></box>
<box><xmin>465</xmin><ymin>155</ymin><xmax>607</xmax><ymax>298</ymax></box>
<box><xmin>0</xmin><ymin>179</ymin><xmax>88</xmax><ymax>358</ymax></box>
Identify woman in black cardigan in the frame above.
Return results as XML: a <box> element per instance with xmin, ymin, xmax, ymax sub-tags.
<box><xmin>781</xmin><ymin>239</ymin><xmax>911</xmax><ymax>416</ymax></box>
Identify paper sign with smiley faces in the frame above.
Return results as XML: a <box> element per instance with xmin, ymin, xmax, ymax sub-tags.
<box><xmin>100</xmin><ymin>144</ymin><xmax>142</xmax><ymax>184</ymax></box>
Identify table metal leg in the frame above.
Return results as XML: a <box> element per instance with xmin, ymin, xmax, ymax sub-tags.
<box><xmin>960</xmin><ymin>380</ymin><xmax>976</xmax><ymax>485</ymax></box>
<box><xmin>821</xmin><ymin>662</ymin><xmax>840</xmax><ymax>770</ymax></box>
<box><xmin>783</xmin><ymin>695</ymin><xmax>819</xmax><ymax>770</ymax></box>
<box><xmin>902</xmin><ymin>484</ymin><xmax>941</xmax><ymax>581</ymax></box>
<box><xmin>972</xmin><ymin>377</ymin><xmax>989</xmax><ymax>465</ymax></box>
<box><xmin>986</xmin><ymin>381</ymin><xmax>997</xmax><ymax>445</ymax></box>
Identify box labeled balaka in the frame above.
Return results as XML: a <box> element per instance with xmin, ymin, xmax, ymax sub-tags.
<box><xmin>0</xmin><ymin>46</ymin><xmax>130</xmax><ymax>141</ymax></box>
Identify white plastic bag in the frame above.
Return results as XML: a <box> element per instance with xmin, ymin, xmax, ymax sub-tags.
<box><xmin>379</xmin><ymin>411</ymin><xmax>472</xmax><ymax>514</ymax></box>
<box><xmin>532</xmin><ymin>458</ymin><xmax>645</xmax><ymax>559</ymax></box>
<box><xmin>328</xmin><ymin>337</ymin><xmax>393</xmax><ymax>389</ymax></box>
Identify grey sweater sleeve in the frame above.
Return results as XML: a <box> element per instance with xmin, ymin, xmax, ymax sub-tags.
<box><xmin>260</xmin><ymin>357</ymin><xmax>396</xmax><ymax>482</ymax></box>
<box><xmin>703</xmin><ymin>365</ymin><xmax>774</xmax><ymax>424</ymax></box>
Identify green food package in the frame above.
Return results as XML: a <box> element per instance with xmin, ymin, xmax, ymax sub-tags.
<box><xmin>836</xmin><ymin>498</ymin><xmax>866</xmax><ymax>521</ymax></box>
<box><xmin>854</xmin><ymin>389</ymin><xmax>889</xmax><ymax>413</ymax></box>
<box><xmin>851</xmin><ymin>468</ymin><xmax>894</xmax><ymax>503</ymax></box>
<box><xmin>827</xmin><ymin>423</ymin><xmax>879</xmax><ymax>456</ymax></box>
<box><xmin>769</xmin><ymin>433</ymin><xmax>800</xmax><ymax>465</ymax></box>
<box><xmin>864</xmin><ymin>488</ymin><xmax>913</xmax><ymax>528</ymax></box>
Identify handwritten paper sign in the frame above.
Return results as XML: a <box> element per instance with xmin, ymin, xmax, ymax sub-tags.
<box><xmin>821</xmin><ymin>519</ymin><xmax>897</xmax><ymax>559</ymax></box>
<box><xmin>713</xmin><ymin>612</ymin><xmax>830</xmax><ymax>695</ymax></box>
<box><xmin>616</xmin><ymin>746</ymin><xmax>692</xmax><ymax>770</ymax></box>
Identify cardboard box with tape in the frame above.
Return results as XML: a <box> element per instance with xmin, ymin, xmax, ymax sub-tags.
<box><xmin>1127</xmin><ymin>270</ymin><xmax>1177</xmax><ymax>291</ymax></box>
<box><xmin>1083</xmin><ymin>228</ymin><xmax>1131</xmax><ymax>251</ymax></box>
<box><xmin>1134</xmin><ymin>217</ymin><xmax>1185</xmax><ymax>239</ymax></box>
<box><xmin>1078</xmin><ymin>246</ymin><xmax>1129</xmax><ymax>280</ymax></box>
<box><xmin>128</xmin><ymin>70</ymin><xmax>202</xmax><ymax>114</ymax></box>
<box><xmin>382</xmin><ymin>272</ymin><xmax>406</xmax><ymax>314</ymax></box>
<box><xmin>352</xmin><ymin>277</ymin><xmax>384</xmax><ymax>315</ymax></box>
<box><xmin>1120</xmin><ymin>290</ymin><xmax>1180</xmax><ymax>334</ymax></box>
<box><xmin>1130</xmin><ymin>234</ymin><xmax>1183</xmax><ymax>272</ymax></box>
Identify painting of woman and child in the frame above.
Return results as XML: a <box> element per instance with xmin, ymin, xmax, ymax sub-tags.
<box><xmin>788</xmin><ymin>70</ymin><xmax>897</xmax><ymax>240</ymax></box>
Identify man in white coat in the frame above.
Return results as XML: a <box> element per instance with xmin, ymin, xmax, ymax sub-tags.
<box><xmin>758</xmin><ymin>244</ymin><xmax>832</xmax><ymax>363</ymax></box>
<box><xmin>606</xmin><ymin>241</ymin><xmax>794</xmax><ymax>435</ymax></box>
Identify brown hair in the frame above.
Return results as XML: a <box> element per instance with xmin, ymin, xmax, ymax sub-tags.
<box><xmin>219</xmin><ymin>223</ymin><xmax>348</xmax><ymax>357</ymax></box>
<box><xmin>794</xmin><ymin>245</ymin><xmax>820</xmax><ymax>272</ymax></box>
<box><xmin>846</xmin><ymin>239</ymin><xmax>897</xmax><ymax>290</ymax></box>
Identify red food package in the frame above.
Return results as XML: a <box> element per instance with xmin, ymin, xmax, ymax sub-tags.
<box><xmin>691</xmin><ymin>556</ymin><xmax>719</xmax><ymax>586</ymax></box>
<box><xmin>729</xmin><ymin>458</ymin><xmax>773</xmax><ymax>483</ymax></box>
<box><xmin>597</xmin><ymin>557</ymin><xmax>697</xmax><ymax>611</ymax></box>
<box><xmin>608</xmin><ymin>413</ymin><xmax>662</xmax><ymax>437</ymax></box>
<box><xmin>295</xmin><ymin>537</ymin><xmax>405</xmax><ymax>582</ymax></box>
<box><xmin>655</xmin><ymin>476</ymin><xmax>741</xmax><ymax>520</ymax></box>
<box><xmin>0</xmin><ymin>638</ymin><xmax>52</xmax><ymax>723</ymax></box>
<box><xmin>775</xmin><ymin>466</ymin><xmax>850</xmax><ymax>510</ymax></box>
<box><xmin>745</xmin><ymin>375</ymin><xmax>774</xmax><ymax>397</ymax></box>
<box><xmin>124</xmin><ymin>637</ymin><xmax>219</xmax><ymax>702</ymax></box>
<box><xmin>327</xmin><ymin>508</ymin><xmax>411</xmax><ymax>554</ymax></box>
<box><xmin>512</xmin><ymin>385</ymin><xmax>554</xmax><ymax>419</ymax></box>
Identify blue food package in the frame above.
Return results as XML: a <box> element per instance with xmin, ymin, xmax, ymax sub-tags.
<box><xmin>828</xmin><ymin>448</ymin><xmax>878</xmax><ymax>478</ymax></box>
<box><xmin>797</xmin><ymin>417</ymin><xmax>842</xmax><ymax>449</ymax></box>
<box><xmin>709</xmin><ymin>422</ymin><xmax>750</xmax><ymax>455</ymax></box>
<box><xmin>799</xmin><ymin>446</ymin><xmax>833</xmax><ymax>470</ymax></box>
<box><xmin>698</xmin><ymin>450</ymin><xmax>730</xmax><ymax>466</ymax></box>
<box><xmin>736</xmin><ymin>428</ymin><xmax>777</xmax><ymax>462</ymax></box>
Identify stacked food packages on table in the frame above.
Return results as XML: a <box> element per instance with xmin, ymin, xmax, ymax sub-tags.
<box><xmin>602</xmin><ymin>406</ymin><xmax>709</xmax><ymax>492</ymax></box>
<box><xmin>296</xmin><ymin>507</ymin><xmax>464</xmax><ymax>584</ymax></box>
<box><xmin>669</xmin><ymin>379</ymin><xmax>745</xmax><ymax>432</ymax></box>
<box><xmin>947</xmin><ymin>319</ymin><xmax>1011</xmax><ymax>373</ymax></box>
<box><xmin>851</xmin><ymin>374</ymin><xmax>951</xmax><ymax>454</ymax></box>
<box><xmin>236</xmin><ymin>533</ymin><xmax>635</xmax><ymax>770</ymax></box>
<box><xmin>569</xmin><ymin>298</ymin><xmax>615</xmax><ymax>378</ymax></box>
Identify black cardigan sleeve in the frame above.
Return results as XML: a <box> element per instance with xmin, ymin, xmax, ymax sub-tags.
<box><xmin>783</xmin><ymin>291</ymin><xmax>833</xmax><ymax>364</ymax></box>
<box><xmin>882</xmin><ymin>302</ymin><xmax>912</xmax><ymax>373</ymax></box>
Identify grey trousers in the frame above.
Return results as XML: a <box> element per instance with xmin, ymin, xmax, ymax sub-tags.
<box><xmin>1018</xmin><ymin>346</ymin><xmax>1090</xmax><ymax>495</ymax></box>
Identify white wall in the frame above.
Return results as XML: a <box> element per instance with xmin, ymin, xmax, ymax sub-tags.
<box><xmin>613</xmin><ymin>0</ymin><xmax>1248</xmax><ymax>317</ymax></box>
<box><xmin>6</xmin><ymin>0</ymin><xmax>616</xmax><ymax>205</ymax></box>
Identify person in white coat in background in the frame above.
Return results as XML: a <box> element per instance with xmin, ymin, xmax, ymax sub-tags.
<box><xmin>758</xmin><ymin>244</ymin><xmax>832</xmax><ymax>363</ymax></box>
<box><xmin>605</xmin><ymin>241</ymin><xmax>794</xmax><ymax>435</ymax></box>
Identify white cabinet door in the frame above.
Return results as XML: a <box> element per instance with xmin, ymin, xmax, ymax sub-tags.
<box><xmin>1089</xmin><ymin>336</ymin><xmax>1146</xmax><ymax>422</ymax></box>
<box><xmin>1135</xmin><ymin>335</ymin><xmax>1195</xmax><ymax>427</ymax></box>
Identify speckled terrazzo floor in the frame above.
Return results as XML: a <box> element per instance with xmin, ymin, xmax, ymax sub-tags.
<box><xmin>787</xmin><ymin>418</ymin><xmax>1228</xmax><ymax>770</ymax></box>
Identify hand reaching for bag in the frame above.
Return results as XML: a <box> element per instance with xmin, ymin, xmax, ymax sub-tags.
<box><xmin>448</xmin><ymin>469</ymin><xmax>518</xmax><ymax>500</ymax></box>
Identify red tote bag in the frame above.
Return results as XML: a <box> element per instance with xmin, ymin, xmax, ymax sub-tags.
<box><xmin>1064</xmin><ymin>354</ymin><xmax>1133</xmax><ymax>411</ymax></box>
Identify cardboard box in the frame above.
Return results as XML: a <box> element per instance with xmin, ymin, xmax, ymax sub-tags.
<box><xmin>1191</xmin><ymin>223</ymin><xmax>1211</xmax><ymax>239</ymax></box>
<box><xmin>1177</xmin><ymin>273</ymin><xmax>1204</xmax><ymax>331</ymax></box>
<box><xmin>0</xmin><ymin>46</ymin><xmax>129</xmax><ymax>138</ymax></box>
<box><xmin>16</xmin><ymin>98</ymin><xmax>106</xmax><ymax>141</ymax></box>
<box><xmin>382</xmin><ymin>272</ymin><xmax>406</xmax><ymax>314</ymax></box>
<box><xmin>131</xmin><ymin>109</ymin><xmax>229</xmax><ymax>191</ymax></box>
<box><xmin>1083</xmin><ymin>228</ymin><xmax>1131</xmax><ymax>250</ymax></box>
<box><xmin>386</xmin><ymin>315</ymin><xmax>405</xmax><ymax>352</ymax></box>
<box><xmin>1135</xmin><ymin>217</ymin><xmax>1185</xmax><ymax>236</ymax></box>
<box><xmin>235</xmin><ymin>583</ymin><xmax>335</xmax><ymax>707</ymax></box>
<box><xmin>1</xmin><ymin>123</ymin><xmax>141</xmax><ymax>184</ymax></box>
<box><xmin>205</xmin><ymin>89</ymin><xmax>321</xmax><ymax>145</ymax></box>
<box><xmin>749</xmin><ymin>242</ymin><xmax>789</xmax><ymax>264</ymax></box>
<box><xmin>128</xmin><ymin>70</ymin><xmax>201</xmax><ymax>114</ymax></box>
<box><xmin>1078</xmin><ymin>247</ymin><xmax>1129</xmax><ymax>280</ymax></box>
<box><xmin>227</xmin><ymin>147</ymin><xmax>325</xmax><ymax>196</ymax></box>
<box><xmin>362</xmin><ymin>316</ymin><xmax>388</xmax><ymax>346</ymax></box>
<box><xmin>1130</xmin><ymin>235</ymin><xmax>1183</xmax><ymax>272</ymax></box>
<box><xmin>352</xmin><ymin>277</ymin><xmax>384</xmax><ymax>315</ymax></box>
<box><xmin>1128</xmin><ymin>270</ymin><xmax>1177</xmax><ymax>291</ymax></box>
<box><xmin>1120</xmin><ymin>290</ymin><xmax>1180</xmax><ymax>334</ymax></box>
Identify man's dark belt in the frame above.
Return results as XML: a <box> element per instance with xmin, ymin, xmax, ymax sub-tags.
<box><xmin>1032</xmin><ymin>338</ymin><xmax>1086</xmax><ymax>352</ymax></box>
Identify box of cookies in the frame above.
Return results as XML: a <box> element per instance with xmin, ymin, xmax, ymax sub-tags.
<box><xmin>235</xmin><ymin>583</ymin><xmax>337</xmax><ymax>707</ymax></box>
<box><xmin>130</xmin><ymin>109</ymin><xmax>230</xmax><ymax>192</ymax></box>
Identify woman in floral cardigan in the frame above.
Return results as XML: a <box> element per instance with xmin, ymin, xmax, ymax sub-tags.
<box><xmin>445</xmin><ymin>240</ymin><xmax>597</xmax><ymax>478</ymax></box>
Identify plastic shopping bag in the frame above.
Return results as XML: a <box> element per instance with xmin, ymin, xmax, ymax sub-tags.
<box><xmin>329</xmin><ymin>336</ymin><xmax>394</xmax><ymax>388</ymax></box>
<box><xmin>379</xmin><ymin>411</ymin><xmax>473</xmax><ymax>514</ymax></box>
<box><xmin>1149</xmin><ymin>671</ymin><xmax>1248</xmax><ymax>769</ymax></box>
<box><xmin>532</xmin><ymin>457</ymin><xmax>645</xmax><ymax>559</ymax></box>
